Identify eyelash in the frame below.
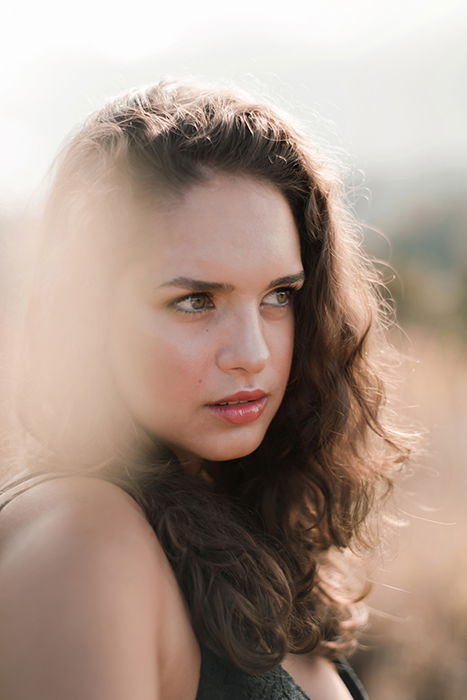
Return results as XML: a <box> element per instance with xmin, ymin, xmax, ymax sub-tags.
<box><xmin>171</xmin><ymin>286</ymin><xmax>300</xmax><ymax>315</ymax></box>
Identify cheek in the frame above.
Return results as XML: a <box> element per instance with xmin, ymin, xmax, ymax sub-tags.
<box><xmin>145</xmin><ymin>335</ymin><xmax>207</xmax><ymax>396</ymax></box>
<box><xmin>270</xmin><ymin>316</ymin><xmax>295</xmax><ymax>378</ymax></box>
<box><xmin>111</xmin><ymin>313</ymin><xmax>208</xmax><ymax>414</ymax></box>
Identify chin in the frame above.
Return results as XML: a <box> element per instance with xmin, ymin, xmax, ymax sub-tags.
<box><xmin>198</xmin><ymin>431</ymin><xmax>265</xmax><ymax>463</ymax></box>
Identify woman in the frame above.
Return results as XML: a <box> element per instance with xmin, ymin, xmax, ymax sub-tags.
<box><xmin>0</xmin><ymin>80</ymin><xmax>411</xmax><ymax>699</ymax></box>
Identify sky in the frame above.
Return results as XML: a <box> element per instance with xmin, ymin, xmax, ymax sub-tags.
<box><xmin>1</xmin><ymin>0</ymin><xmax>466</xmax><ymax>211</ymax></box>
<box><xmin>3</xmin><ymin>0</ymin><xmax>463</xmax><ymax>61</ymax></box>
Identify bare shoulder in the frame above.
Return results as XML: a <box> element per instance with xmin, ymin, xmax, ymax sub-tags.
<box><xmin>0</xmin><ymin>475</ymin><xmax>200</xmax><ymax>700</ymax></box>
<box><xmin>0</xmin><ymin>475</ymin><xmax>151</xmax><ymax>542</ymax></box>
<box><xmin>0</xmin><ymin>476</ymin><xmax>167</xmax><ymax>587</ymax></box>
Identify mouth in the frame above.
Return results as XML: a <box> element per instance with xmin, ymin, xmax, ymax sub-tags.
<box><xmin>206</xmin><ymin>390</ymin><xmax>268</xmax><ymax>425</ymax></box>
<box><xmin>209</xmin><ymin>389</ymin><xmax>267</xmax><ymax>405</ymax></box>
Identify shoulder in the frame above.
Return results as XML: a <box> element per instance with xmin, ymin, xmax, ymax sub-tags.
<box><xmin>0</xmin><ymin>474</ymin><xmax>149</xmax><ymax>536</ymax></box>
<box><xmin>0</xmin><ymin>476</ymin><xmax>163</xmax><ymax>584</ymax></box>
<box><xmin>0</xmin><ymin>475</ymin><xmax>200</xmax><ymax>699</ymax></box>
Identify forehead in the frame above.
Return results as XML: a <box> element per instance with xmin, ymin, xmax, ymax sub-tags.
<box><xmin>142</xmin><ymin>173</ymin><xmax>302</xmax><ymax>280</ymax></box>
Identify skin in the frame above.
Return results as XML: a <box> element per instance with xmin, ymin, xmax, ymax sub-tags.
<box><xmin>109</xmin><ymin>172</ymin><xmax>304</xmax><ymax>472</ymax></box>
<box><xmin>109</xmin><ymin>171</ymin><xmax>352</xmax><ymax>696</ymax></box>
<box><xmin>0</xmin><ymin>172</ymin><xmax>352</xmax><ymax>699</ymax></box>
<box><xmin>0</xmin><ymin>477</ymin><xmax>200</xmax><ymax>700</ymax></box>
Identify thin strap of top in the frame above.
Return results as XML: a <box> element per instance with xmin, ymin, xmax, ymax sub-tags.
<box><xmin>334</xmin><ymin>657</ymin><xmax>369</xmax><ymax>700</ymax></box>
<box><xmin>0</xmin><ymin>470</ymin><xmax>79</xmax><ymax>513</ymax></box>
<box><xmin>0</xmin><ymin>475</ymin><xmax>369</xmax><ymax>699</ymax></box>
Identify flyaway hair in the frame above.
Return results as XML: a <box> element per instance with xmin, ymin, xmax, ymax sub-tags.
<box><xmin>4</xmin><ymin>80</ymin><xmax>415</xmax><ymax>672</ymax></box>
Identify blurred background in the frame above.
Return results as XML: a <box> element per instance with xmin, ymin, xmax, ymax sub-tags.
<box><xmin>1</xmin><ymin>1</ymin><xmax>466</xmax><ymax>697</ymax></box>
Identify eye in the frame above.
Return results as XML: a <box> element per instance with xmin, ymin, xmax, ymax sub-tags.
<box><xmin>172</xmin><ymin>293</ymin><xmax>215</xmax><ymax>314</ymax></box>
<box><xmin>262</xmin><ymin>287</ymin><xmax>295</xmax><ymax>307</ymax></box>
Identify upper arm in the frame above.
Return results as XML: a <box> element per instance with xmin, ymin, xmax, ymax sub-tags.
<box><xmin>0</xmin><ymin>477</ymin><xmax>200</xmax><ymax>700</ymax></box>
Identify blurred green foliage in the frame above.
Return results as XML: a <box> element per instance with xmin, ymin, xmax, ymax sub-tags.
<box><xmin>360</xmin><ymin>168</ymin><xmax>467</xmax><ymax>340</ymax></box>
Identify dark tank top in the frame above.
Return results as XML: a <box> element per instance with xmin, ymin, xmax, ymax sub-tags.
<box><xmin>196</xmin><ymin>645</ymin><xmax>369</xmax><ymax>700</ymax></box>
<box><xmin>0</xmin><ymin>475</ymin><xmax>369</xmax><ymax>699</ymax></box>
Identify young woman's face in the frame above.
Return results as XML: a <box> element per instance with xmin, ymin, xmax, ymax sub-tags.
<box><xmin>110</xmin><ymin>173</ymin><xmax>304</xmax><ymax>470</ymax></box>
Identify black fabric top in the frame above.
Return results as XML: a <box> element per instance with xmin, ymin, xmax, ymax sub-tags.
<box><xmin>196</xmin><ymin>646</ymin><xmax>369</xmax><ymax>700</ymax></box>
<box><xmin>0</xmin><ymin>475</ymin><xmax>369</xmax><ymax>700</ymax></box>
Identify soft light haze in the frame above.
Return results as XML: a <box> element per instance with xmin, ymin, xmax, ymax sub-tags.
<box><xmin>1</xmin><ymin>4</ymin><xmax>467</xmax><ymax>698</ymax></box>
<box><xmin>2</xmin><ymin>0</ymin><xmax>466</xmax><ymax>210</ymax></box>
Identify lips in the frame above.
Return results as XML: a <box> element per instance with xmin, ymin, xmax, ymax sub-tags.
<box><xmin>208</xmin><ymin>389</ymin><xmax>267</xmax><ymax>406</ymax></box>
<box><xmin>206</xmin><ymin>390</ymin><xmax>268</xmax><ymax>425</ymax></box>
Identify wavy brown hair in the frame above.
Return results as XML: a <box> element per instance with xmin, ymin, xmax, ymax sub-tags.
<box><xmin>4</xmin><ymin>80</ymin><xmax>413</xmax><ymax>673</ymax></box>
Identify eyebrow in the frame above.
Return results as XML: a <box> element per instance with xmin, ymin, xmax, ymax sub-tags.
<box><xmin>157</xmin><ymin>272</ymin><xmax>305</xmax><ymax>292</ymax></box>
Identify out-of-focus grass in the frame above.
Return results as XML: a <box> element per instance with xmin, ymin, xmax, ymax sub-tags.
<box><xmin>354</xmin><ymin>327</ymin><xmax>467</xmax><ymax>700</ymax></box>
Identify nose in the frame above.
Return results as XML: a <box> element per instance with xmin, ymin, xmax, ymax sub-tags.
<box><xmin>215</xmin><ymin>307</ymin><xmax>270</xmax><ymax>376</ymax></box>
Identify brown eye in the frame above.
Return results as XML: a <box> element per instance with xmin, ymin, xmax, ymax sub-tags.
<box><xmin>262</xmin><ymin>288</ymin><xmax>293</xmax><ymax>308</ymax></box>
<box><xmin>190</xmin><ymin>295</ymin><xmax>208</xmax><ymax>310</ymax></box>
<box><xmin>173</xmin><ymin>293</ymin><xmax>215</xmax><ymax>314</ymax></box>
<box><xmin>275</xmin><ymin>290</ymin><xmax>289</xmax><ymax>305</ymax></box>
